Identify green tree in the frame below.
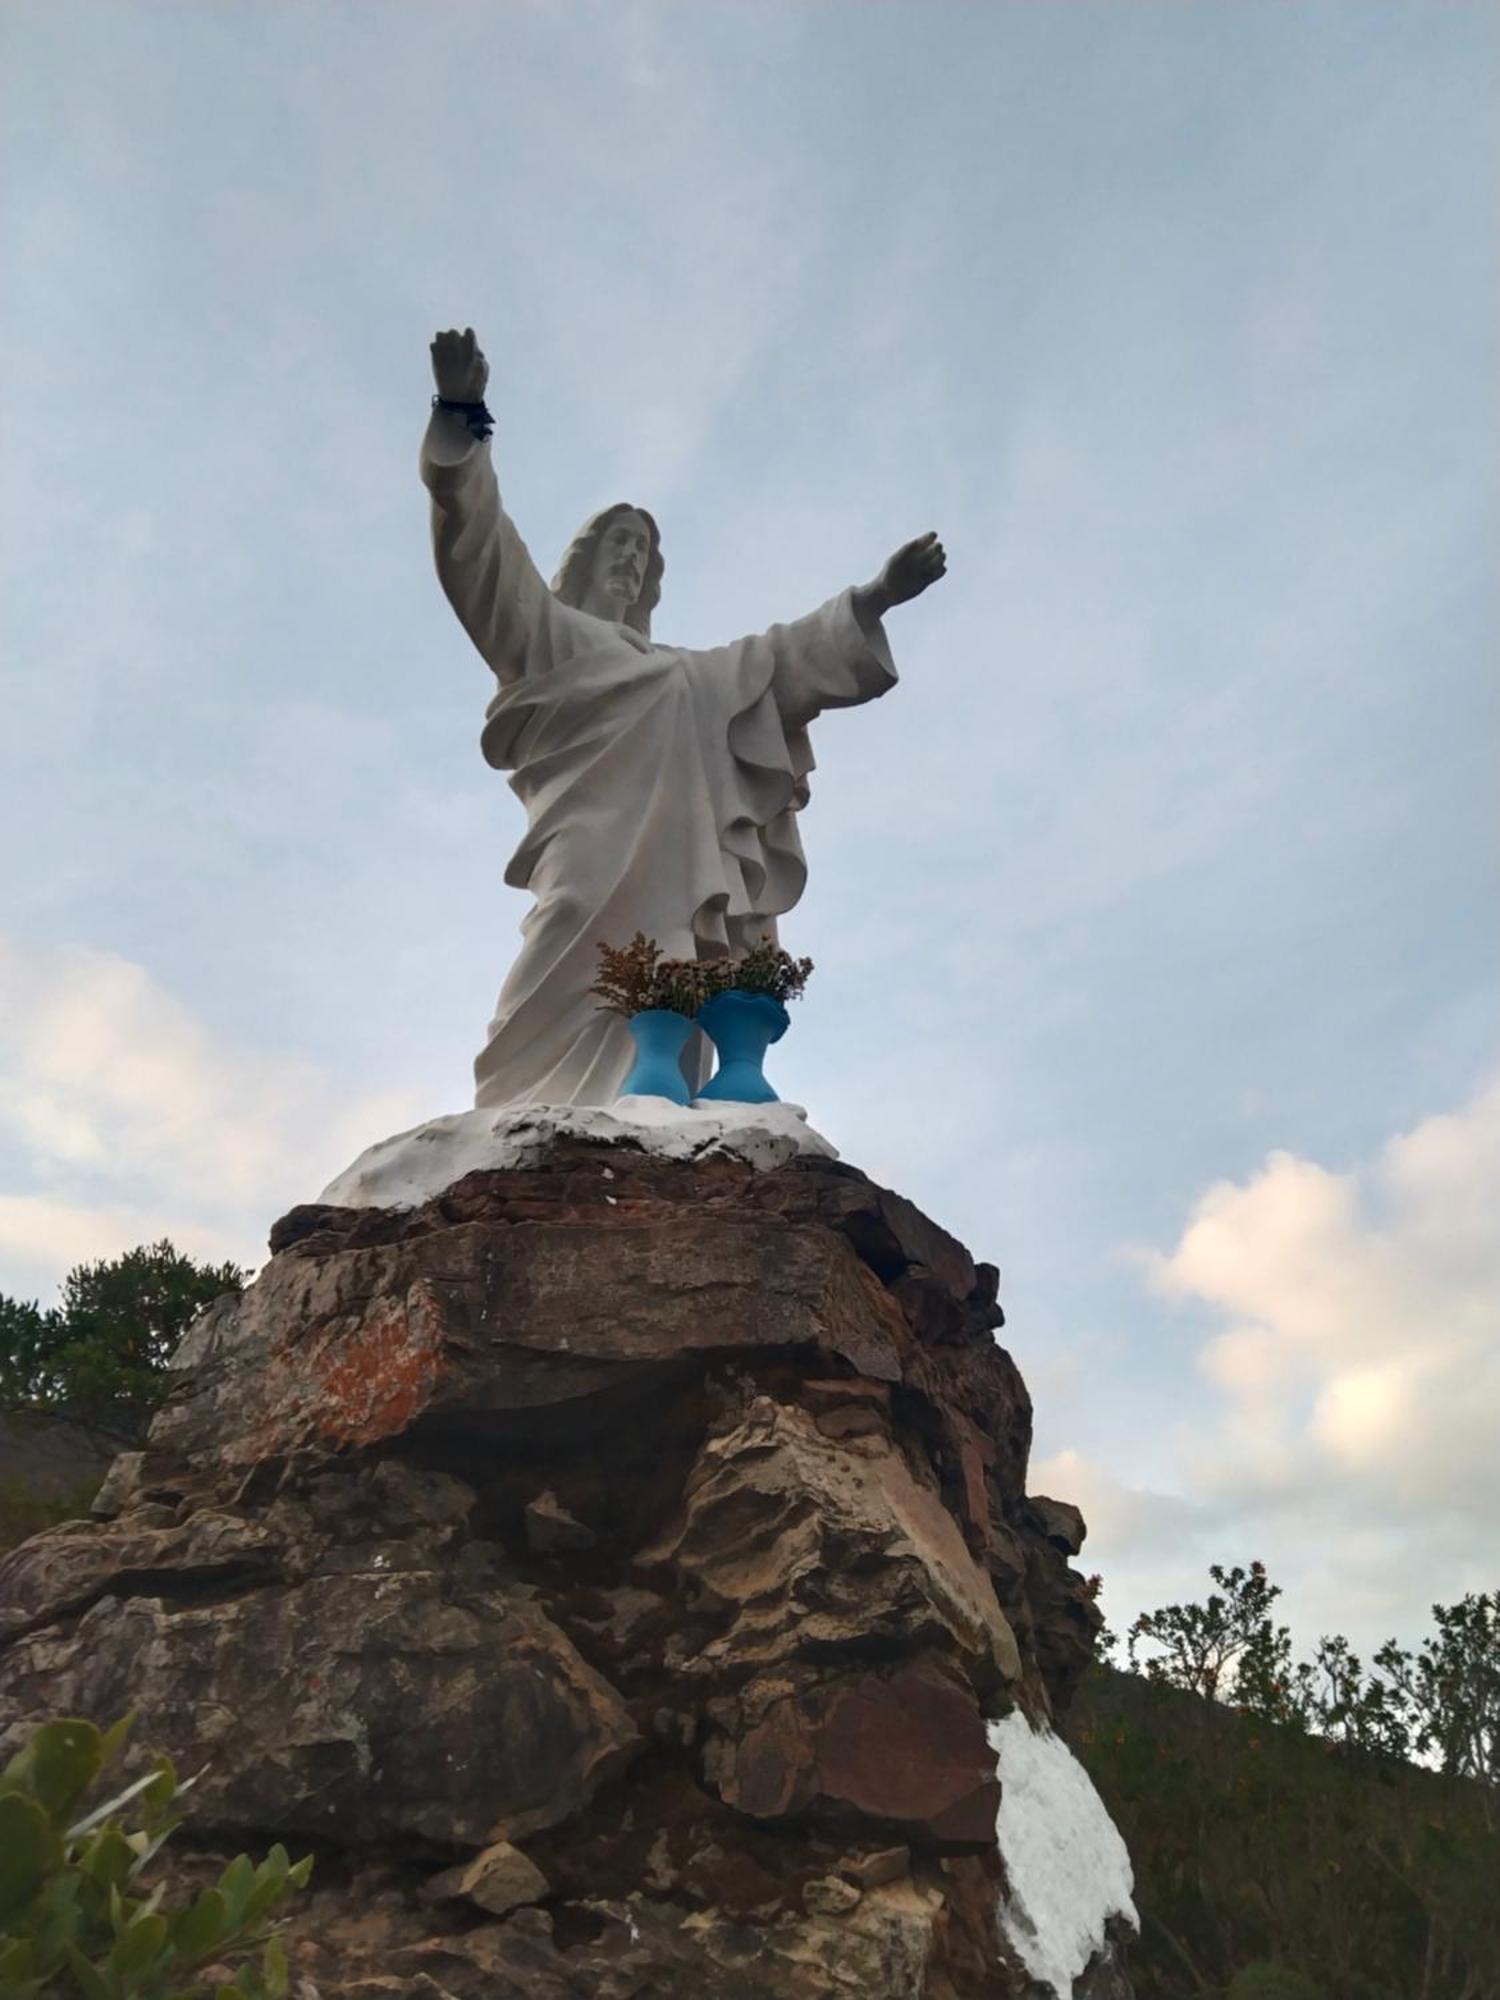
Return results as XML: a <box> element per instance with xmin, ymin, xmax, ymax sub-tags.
<box><xmin>1301</xmin><ymin>1632</ymin><xmax>1413</xmax><ymax>1761</ymax></box>
<box><xmin>0</xmin><ymin>1242</ymin><xmax>245</xmax><ymax>1433</ymax></box>
<box><xmin>0</xmin><ymin>1295</ymin><xmax>69</xmax><ymax>1413</ymax></box>
<box><xmin>1377</xmin><ymin>1594</ymin><xmax>1500</xmax><ymax>1798</ymax></box>
<box><xmin>1127</xmin><ymin>1560</ymin><xmax>1294</xmax><ymax>1707</ymax></box>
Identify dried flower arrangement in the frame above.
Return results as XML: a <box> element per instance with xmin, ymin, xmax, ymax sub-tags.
<box><xmin>724</xmin><ymin>938</ymin><xmax>815</xmax><ymax>1005</ymax></box>
<box><xmin>592</xmin><ymin>934</ymin><xmax>814</xmax><ymax>1016</ymax></box>
<box><xmin>591</xmin><ymin>934</ymin><xmax>718</xmax><ymax>1018</ymax></box>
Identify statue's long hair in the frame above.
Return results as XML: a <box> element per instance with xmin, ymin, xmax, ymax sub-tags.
<box><xmin>551</xmin><ymin>503</ymin><xmax>664</xmax><ymax>639</ymax></box>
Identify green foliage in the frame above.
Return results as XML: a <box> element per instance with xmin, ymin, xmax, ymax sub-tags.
<box><xmin>0</xmin><ymin>1297</ymin><xmax>68</xmax><ymax>1416</ymax></box>
<box><xmin>1125</xmin><ymin>1559</ymin><xmax>1500</xmax><ymax>1790</ymax></box>
<box><xmin>1077</xmin><ymin>1566</ymin><xmax>1500</xmax><ymax>1998</ymax></box>
<box><xmin>0</xmin><ymin>1714</ymin><xmax>311</xmax><ymax>1999</ymax></box>
<box><xmin>0</xmin><ymin>1243</ymin><xmax>245</xmax><ymax>1431</ymax></box>
<box><xmin>591</xmin><ymin>931</ymin><xmax>814</xmax><ymax>1017</ymax></box>
<box><xmin>1375</xmin><ymin>1594</ymin><xmax>1500</xmax><ymax>1790</ymax></box>
<box><xmin>1300</xmin><ymin>1632</ymin><xmax>1413</xmax><ymax>1761</ymax></box>
<box><xmin>1127</xmin><ymin>1560</ymin><xmax>1292</xmax><ymax>1708</ymax></box>
<box><xmin>1227</xmin><ymin>1967</ymin><xmax>1329</xmax><ymax>2000</ymax></box>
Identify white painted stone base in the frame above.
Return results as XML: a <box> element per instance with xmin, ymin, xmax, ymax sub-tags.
<box><xmin>318</xmin><ymin>1098</ymin><xmax>838</xmax><ymax>1212</ymax></box>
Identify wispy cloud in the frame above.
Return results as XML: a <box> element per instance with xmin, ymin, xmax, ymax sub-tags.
<box><xmin>1153</xmin><ymin>1075</ymin><xmax>1500</xmax><ymax>1530</ymax></box>
<box><xmin>0</xmin><ymin>935</ymin><xmax>418</xmax><ymax>1298</ymax></box>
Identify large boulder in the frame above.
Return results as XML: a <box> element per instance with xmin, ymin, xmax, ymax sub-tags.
<box><xmin>0</xmin><ymin>1137</ymin><xmax>1133</xmax><ymax>1998</ymax></box>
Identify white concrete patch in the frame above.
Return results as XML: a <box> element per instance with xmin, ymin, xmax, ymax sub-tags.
<box><xmin>318</xmin><ymin>1098</ymin><xmax>838</xmax><ymax>1210</ymax></box>
<box><xmin>989</xmin><ymin>1709</ymin><xmax>1137</xmax><ymax>1998</ymax></box>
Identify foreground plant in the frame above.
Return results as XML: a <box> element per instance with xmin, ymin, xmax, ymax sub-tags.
<box><xmin>0</xmin><ymin>1715</ymin><xmax>311</xmax><ymax>1999</ymax></box>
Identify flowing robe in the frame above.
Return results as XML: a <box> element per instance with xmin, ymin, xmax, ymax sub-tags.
<box><xmin>422</xmin><ymin>411</ymin><xmax>899</xmax><ymax>1107</ymax></box>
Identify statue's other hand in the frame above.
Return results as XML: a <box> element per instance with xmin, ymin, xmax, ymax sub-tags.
<box><xmin>430</xmin><ymin>326</ymin><xmax>490</xmax><ymax>403</ymax></box>
<box><xmin>878</xmin><ymin>531</ymin><xmax>947</xmax><ymax>607</ymax></box>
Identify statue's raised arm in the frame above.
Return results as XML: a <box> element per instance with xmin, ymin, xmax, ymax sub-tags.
<box><xmin>430</xmin><ymin>325</ymin><xmax>490</xmax><ymax>412</ymax></box>
<box><xmin>422</xmin><ymin>326</ymin><xmax>549</xmax><ymax>687</ymax></box>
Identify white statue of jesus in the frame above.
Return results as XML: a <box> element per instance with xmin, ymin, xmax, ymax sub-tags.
<box><xmin>423</xmin><ymin>327</ymin><xmax>947</xmax><ymax>1108</ymax></box>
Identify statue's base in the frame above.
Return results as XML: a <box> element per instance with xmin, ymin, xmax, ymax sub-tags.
<box><xmin>0</xmin><ymin>1137</ymin><xmax>1134</xmax><ymax>1999</ymax></box>
<box><xmin>318</xmin><ymin>1098</ymin><xmax>838</xmax><ymax>1211</ymax></box>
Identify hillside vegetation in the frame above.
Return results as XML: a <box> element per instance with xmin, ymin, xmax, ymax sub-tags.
<box><xmin>1068</xmin><ymin>1566</ymin><xmax>1499</xmax><ymax>2000</ymax></box>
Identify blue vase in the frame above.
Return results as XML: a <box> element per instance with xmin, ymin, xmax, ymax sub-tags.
<box><xmin>696</xmin><ymin>989</ymin><xmax>790</xmax><ymax>1104</ymax></box>
<box><xmin>619</xmin><ymin>1008</ymin><xmax>695</xmax><ymax>1105</ymax></box>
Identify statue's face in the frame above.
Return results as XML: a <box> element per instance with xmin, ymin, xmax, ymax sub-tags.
<box><xmin>587</xmin><ymin>510</ymin><xmax>652</xmax><ymax>612</ymax></box>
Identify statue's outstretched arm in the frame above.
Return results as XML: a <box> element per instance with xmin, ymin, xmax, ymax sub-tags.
<box><xmin>422</xmin><ymin>328</ymin><xmax>547</xmax><ymax>686</ymax></box>
<box><xmin>747</xmin><ymin>533</ymin><xmax>945</xmax><ymax>735</ymax></box>
<box><xmin>850</xmin><ymin>531</ymin><xmax>948</xmax><ymax>640</ymax></box>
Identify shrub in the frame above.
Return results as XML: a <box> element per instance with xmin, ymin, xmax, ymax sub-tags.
<box><xmin>0</xmin><ymin>1715</ymin><xmax>311</xmax><ymax>1998</ymax></box>
<box><xmin>1228</xmin><ymin>1968</ymin><xmax>1329</xmax><ymax>2000</ymax></box>
<box><xmin>1376</xmin><ymin>1593</ymin><xmax>1500</xmax><ymax>1792</ymax></box>
<box><xmin>1127</xmin><ymin>1561</ymin><xmax>1293</xmax><ymax>1709</ymax></box>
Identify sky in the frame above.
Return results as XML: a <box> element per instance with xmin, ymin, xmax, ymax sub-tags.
<box><xmin>1</xmin><ymin>0</ymin><xmax>1495</xmax><ymax>1661</ymax></box>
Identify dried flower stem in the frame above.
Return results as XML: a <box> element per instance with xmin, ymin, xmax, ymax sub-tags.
<box><xmin>592</xmin><ymin>934</ymin><xmax>814</xmax><ymax>1016</ymax></box>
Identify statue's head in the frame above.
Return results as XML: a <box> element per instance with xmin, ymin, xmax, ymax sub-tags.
<box><xmin>551</xmin><ymin>503</ymin><xmax>664</xmax><ymax>638</ymax></box>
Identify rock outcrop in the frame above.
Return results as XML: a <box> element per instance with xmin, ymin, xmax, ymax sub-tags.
<box><xmin>0</xmin><ymin>1138</ymin><xmax>1134</xmax><ymax>1998</ymax></box>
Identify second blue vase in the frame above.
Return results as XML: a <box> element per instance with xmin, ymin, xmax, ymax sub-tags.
<box><xmin>696</xmin><ymin>989</ymin><xmax>790</xmax><ymax>1104</ymax></box>
<box><xmin>619</xmin><ymin>1008</ymin><xmax>695</xmax><ymax>1105</ymax></box>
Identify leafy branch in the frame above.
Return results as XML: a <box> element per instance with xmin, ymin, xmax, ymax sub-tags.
<box><xmin>0</xmin><ymin>1715</ymin><xmax>311</xmax><ymax>1998</ymax></box>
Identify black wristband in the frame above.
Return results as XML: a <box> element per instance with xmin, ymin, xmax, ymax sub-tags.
<box><xmin>432</xmin><ymin>394</ymin><xmax>494</xmax><ymax>443</ymax></box>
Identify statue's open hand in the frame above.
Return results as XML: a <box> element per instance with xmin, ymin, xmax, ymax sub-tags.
<box><xmin>877</xmin><ymin>531</ymin><xmax>947</xmax><ymax>608</ymax></box>
<box><xmin>430</xmin><ymin>327</ymin><xmax>490</xmax><ymax>404</ymax></box>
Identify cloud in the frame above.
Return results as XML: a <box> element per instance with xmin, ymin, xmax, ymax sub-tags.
<box><xmin>1150</xmin><ymin>1075</ymin><xmax>1500</xmax><ymax>1526</ymax></box>
<box><xmin>1121</xmin><ymin>1075</ymin><xmax>1500</xmax><ymax>1646</ymax></box>
<box><xmin>0</xmin><ymin>1196</ymin><xmax>241</xmax><ymax>1285</ymax></box>
<box><xmin>1031</xmin><ymin>1077</ymin><xmax>1500</xmax><ymax>1651</ymax></box>
<box><xmin>1029</xmin><ymin>1446</ymin><xmax>1210</xmax><ymax>1567</ymax></box>
<box><xmin>0</xmin><ymin>935</ymin><xmax>418</xmax><ymax>1299</ymax></box>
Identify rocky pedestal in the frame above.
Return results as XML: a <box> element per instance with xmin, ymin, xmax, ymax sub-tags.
<box><xmin>0</xmin><ymin>1136</ymin><xmax>1134</xmax><ymax>1999</ymax></box>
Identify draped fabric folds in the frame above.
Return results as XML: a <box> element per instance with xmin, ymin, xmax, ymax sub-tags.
<box><xmin>422</xmin><ymin>412</ymin><xmax>899</xmax><ymax>1108</ymax></box>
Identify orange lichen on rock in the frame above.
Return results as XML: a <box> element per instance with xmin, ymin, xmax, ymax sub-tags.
<box><xmin>312</xmin><ymin>1282</ymin><xmax>446</xmax><ymax>1447</ymax></box>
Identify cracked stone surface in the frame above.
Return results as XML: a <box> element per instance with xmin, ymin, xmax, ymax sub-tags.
<box><xmin>0</xmin><ymin>1137</ymin><xmax>1132</xmax><ymax>1998</ymax></box>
